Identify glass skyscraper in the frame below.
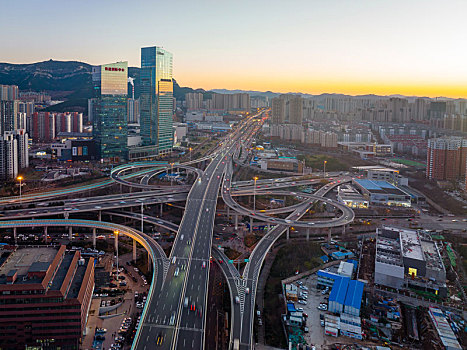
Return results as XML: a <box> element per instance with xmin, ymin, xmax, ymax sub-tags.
<box><xmin>140</xmin><ymin>46</ymin><xmax>174</xmax><ymax>154</ymax></box>
<box><xmin>91</xmin><ymin>61</ymin><xmax>128</xmax><ymax>162</ymax></box>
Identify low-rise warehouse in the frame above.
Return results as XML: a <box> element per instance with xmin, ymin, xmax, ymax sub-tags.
<box><xmin>353</xmin><ymin>179</ymin><xmax>411</xmax><ymax>207</ymax></box>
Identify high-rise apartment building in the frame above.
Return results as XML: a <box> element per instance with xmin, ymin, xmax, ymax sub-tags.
<box><xmin>271</xmin><ymin>94</ymin><xmax>303</xmax><ymax>125</ymax></box>
<box><xmin>0</xmin><ymin>85</ymin><xmax>19</xmax><ymax>101</ymax></box>
<box><xmin>185</xmin><ymin>92</ymin><xmax>203</xmax><ymax>110</ymax></box>
<box><xmin>271</xmin><ymin>97</ymin><xmax>285</xmax><ymax>124</ymax></box>
<box><xmin>0</xmin><ymin>85</ymin><xmax>29</xmax><ymax>179</ymax></box>
<box><xmin>90</xmin><ymin>61</ymin><xmax>128</xmax><ymax>162</ymax></box>
<box><xmin>426</xmin><ymin>137</ymin><xmax>467</xmax><ymax>181</ymax></box>
<box><xmin>140</xmin><ymin>46</ymin><xmax>174</xmax><ymax>154</ymax></box>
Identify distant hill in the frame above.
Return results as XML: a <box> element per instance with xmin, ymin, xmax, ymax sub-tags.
<box><xmin>0</xmin><ymin>60</ymin><xmax>209</xmax><ymax>113</ymax></box>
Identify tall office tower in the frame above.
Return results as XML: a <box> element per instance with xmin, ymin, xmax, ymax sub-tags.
<box><xmin>0</xmin><ymin>85</ymin><xmax>19</xmax><ymax>101</ymax></box>
<box><xmin>271</xmin><ymin>96</ymin><xmax>286</xmax><ymax>124</ymax></box>
<box><xmin>91</xmin><ymin>61</ymin><xmax>128</xmax><ymax>162</ymax></box>
<box><xmin>140</xmin><ymin>46</ymin><xmax>174</xmax><ymax>154</ymax></box>
<box><xmin>185</xmin><ymin>92</ymin><xmax>203</xmax><ymax>110</ymax></box>
<box><xmin>426</xmin><ymin>137</ymin><xmax>467</xmax><ymax>181</ymax></box>
<box><xmin>287</xmin><ymin>95</ymin><xmax>303</xmax><ymax>125</ymax></box>
<box><xmin>0</xmin><ymin>132</ymin><xmax>18</xmax><ymax>179</ymax></box>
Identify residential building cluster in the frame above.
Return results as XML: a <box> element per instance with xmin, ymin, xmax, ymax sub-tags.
<box><xmin>0</xmin><ymin>85</ymin><xmax>29</xmax><ymax>179</ymax></box>
<box><xmin>185</xmin><ymin>91</ymin><xmax>251</xmax><ymax>113</ymax></box>
<box><xmin>30</xmin><ymin>111</ymin><xmax>83</xmax><ymax>142</ymax></box>
<box><xmin>268</xmin><ymin>124</ymin><xmax>339</xmax><ymax>148</ymax></box>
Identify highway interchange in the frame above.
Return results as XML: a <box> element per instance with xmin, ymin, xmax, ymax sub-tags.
<box><xmin>0</xmin><ymin>110</ymin><xmax>357</xmax><ymax>350</ymax></box>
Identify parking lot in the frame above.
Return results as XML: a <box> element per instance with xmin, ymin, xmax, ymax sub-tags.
<box><xmin>291</xmin><ymin>274</ymin><xmax>328</xmax><ymax>349</ymax></box>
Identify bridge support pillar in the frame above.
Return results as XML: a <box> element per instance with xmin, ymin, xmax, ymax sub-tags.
<box><xmin>98</xmin><ymin>211</ymin><xmax>101</xmax><ymax>222</ymax></box>
<box><xmin>286</xmin><ymin>227</ymin><xmax>290</xmax><ymax>240</ymax></box>
<box><xmin>306</xmin><ymin>228</ymin><xmax>310</xmax><ymax>241</ymax></box>
<box><xmin>13</xmin><ymin>227</ymin><xmax>17</xmax><ymax>245</ymax></box>
<box><xmin>235</xmin><ymin>214</ymin><xmax>238</xmax><ymax>230</ymax></box>
<box><xmin>342</xmin><ymin>225</ymin><xmax>346</xmax><ymax>236</ymax></box>
<box><xmin>68</xmin><ymin>226</ymin><xmax>72</xmax><ymax>240</ymax></box>
<box><xmin>160</xmin><ymin>204</ymin><xmax>163</xmax><ymax>217</ymax></box>
<box><xmin>226</xmin><ymin>206</ymin><xmax>230</xmax><ymax>220</ymax></box>
<box><xmin>44</xmin><ymin>227</ymin><xmax>48</xmax><ymax>243</ymax></box>
<box><xmin>133</xmin><ymin>239</ymin><xmax>137</xmax><ymax>262</ymax></box>
<box><xmin>93</xmin><ymin>228</ymin><xmax>96</xmax><ymax>249</ymax></box>
<box><xmin>267</xmin><ymin>224</ymin><xmax>270</xmax><ymax>231</ymax></box>
<box><xmin>328</xmin><ymin>227</ymin><xmax>332</xmax><ymax>242</ymax></box>
<box><xmin>250</xmin><ymin>217</ymin><xmax>253</xmax><ymax>233</ymax></box>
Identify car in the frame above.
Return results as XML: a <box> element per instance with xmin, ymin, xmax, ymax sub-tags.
<box><xmin>320</xmin><ymin>320</ymin><xmax>325</xmax><ymax>327</ymax></box>
<box><xmin>169</xmin><ymin>313</ymin><xmax>175</xmax><ymax>326</ymax></box>
<box><xmin>298</xmin><ymin>300</ymin><xmax>307</xmax><ymax>305</ymax></box>
<box><xmin>156</xmin><ymin>332</ymin><xmax>164</xmax><ymax>346</ymax></box>
<box><xmin>184</xmin><ymin>297</ymin><xmax>189</xmax><ymax>308</ymax></box>
<box><xmin>174</xmin><ymin>267</ymin><xmax>180</xmax><ymax>277</ymax></box>
<box><xmin>296</xmin><ymin>307</ymin><xmax>303</xmax><ymax>312</ymax></box>
<box><xmin>245</xmin><ymin>287</ymin><xmax>250</xmax><ymax>294</ymax></box>
<box><xmin>235</xmin><ymin>296</ymin><xmax>240</xmax><ymax>304</ymax></box>
<box><xmin>202</xmin><ymin>261</ymin><xmax>206</xmax><ymax>268</ymax></box>
<box><xmin>206</xmin><ymin>208</ymin><xmax>209</xmax><ymax>212</ymax></box>
<box><xmin>190</xmin><ymin>303</ymin><xmax>196</xmax><ymax>311</ymax></box>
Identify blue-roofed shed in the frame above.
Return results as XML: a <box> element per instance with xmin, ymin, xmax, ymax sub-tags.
<box><xmin>344</xmin><ymin>280</ymin><xmax>365</xmax><ymax>316</ymax></box>
<box><xmin>287</xmin><ymin>302</ymin><xmax>296</xmax><ymax>313</ymax></box>
<box><xmin>320</xmin><ymin>255</ymin><xmax>329</xmax><ymax>263</ymax></box>
<box><xmin>328</xmin><ymin>276</ymin><xmax>350</xmax><ymax>314</ymax></box>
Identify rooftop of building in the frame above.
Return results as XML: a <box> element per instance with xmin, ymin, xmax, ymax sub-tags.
<box><xmin>0</xmin><ymin>247</ymin><xmax>57</xmax><ymax>284</ymax></box>
<box><xmin>329</xmin><ymin>275</ymin><xmax>350</xmax><ymax>305</ymax></box>
<box><xmin>400</xmin><ymin>230</ymin><xmax>424</xmax><ymax>261</ymax></box>
<box><xmin>354</xmin><ymin>179</ymin><xmax>408</xmax><ymax>196</ymax></box>
<box><xmin>344</xmin><ymin>280</ymin><xmax>364</xmax><ymax>310</ymax></box>
<box><xmin>420</xmin><ymin>238</ymin><xmax>444</xmax><ymax>272</ymax></box>
<box><xmin>376</xmin><ymin>233</ymin><xmax>403</xmax><ymax>267</ymax></box>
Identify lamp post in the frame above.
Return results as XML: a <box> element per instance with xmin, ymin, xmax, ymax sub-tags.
<box><xmin>17</xmin><ymin>176</ymin><xmax>23</xmax><ymax>202</ymax></box>
<box><xmin>323</xmin><ymin>160</ymin><xmax>327</xmax><ymax>178</ymax></box>
<box><xmin>189</xmin><ymin>148</ymin><xmax>192</xmax><ymax>162</ymax></box>
<box><xmin>114</xmin><ymin>230</ymin><xmax>119</xmax><ymax>284</ymax></box>
<box><xmin>170</xmin><ymin>163</ymin><xmax>174</xmax><ymax>186</ymax></box>
<box><xmin>253</xmin><ymin>176</ymin><xmax>259</xmax><ymax>212</ymax></box>
<box><xmin>140</xmin><ymin>200</ymin><xmax>144</xmax><ymax>233</ymax></box>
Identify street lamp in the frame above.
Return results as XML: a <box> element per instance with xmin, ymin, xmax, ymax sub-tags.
<box><xmin>140</xmin><ymin>200</ymin><xmax>144</xmax><ymax>233</ymax></box>
<box><xmin>323</xmin><ymin>160</ymin><xmax>327</xmax><ymax>178</ymax></box>
<box><xmin>17</xmin><ymin>176</ymin><xmax>23</xmax><ymax>202</ymax></box>
<box><xmin>253</xmin><ymin>176</ymin><xmax>259</xmax><ymax>212</ymax></box>
<box><xmin>189</xmin><ymin>148</ymin><xmax>192</xmax><ymax>161</ymax></box>
<box><xmin>114</xmin><ymin>230</ymin><xmax>119</xmax><ymax>284</ymax></box>
<box><xmin>170</xmin><ymin>163</ymin><xmax>174</xmax><ymax>186</ymax></box>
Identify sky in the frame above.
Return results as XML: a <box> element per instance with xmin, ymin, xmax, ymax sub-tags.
<box><xmin>1</xmin><ymin>0</ymin><xmax>467</xmax><ymax>98</ymax></box>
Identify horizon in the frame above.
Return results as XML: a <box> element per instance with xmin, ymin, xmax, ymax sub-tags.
<box><xmin>1</xmin><ymin>0</ymin><xmax>467</xmax><ymax>98</ymax></box>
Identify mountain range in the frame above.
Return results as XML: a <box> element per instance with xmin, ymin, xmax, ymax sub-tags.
<box><xmin>0</xmin><ymin>60</ymin><xmax>208</xmax><ymax>113</ymax></box>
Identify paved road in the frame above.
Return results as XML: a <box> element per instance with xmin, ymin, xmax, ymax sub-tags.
<box><xmin>132</xmin><ymin>113</ymin><xmax>264</xmax><ymax>350</ymax></box>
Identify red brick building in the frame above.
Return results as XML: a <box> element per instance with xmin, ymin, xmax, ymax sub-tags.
<box><xmin>0</xmin><ymin>245</ymin><xmax>94</xmax><ymax>349</ymax></box>
<box><xmin>426</xmin><ymin>137</ymin><xmax>467</xmax><ymax>181</ymax></box>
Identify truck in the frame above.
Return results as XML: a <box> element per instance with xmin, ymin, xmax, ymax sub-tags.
<box><xmin>233</xmin><ymin>339</ymin><xmax>239</xmax><ymax>350</ymax></box>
